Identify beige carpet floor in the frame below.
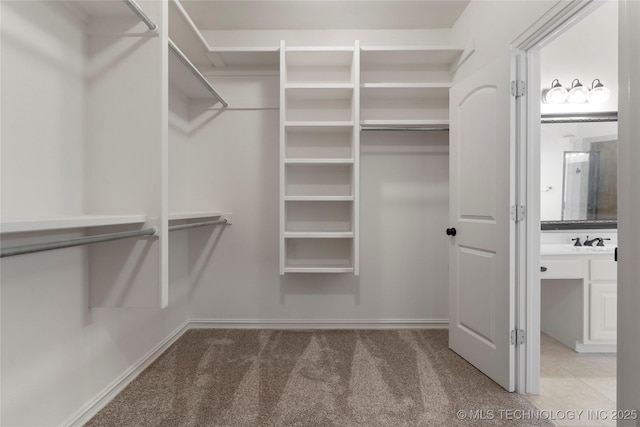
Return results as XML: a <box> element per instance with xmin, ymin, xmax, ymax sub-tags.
<box><xmin>86</xmin><ymin>329</ymin><xmax>551</xmax><ymax>426</ymax></box>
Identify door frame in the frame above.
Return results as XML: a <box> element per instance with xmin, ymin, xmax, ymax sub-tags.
<box><xmin>510</xmin><ymin>0</ymin><xmax>605</xmax><ymax>394</ymax></box>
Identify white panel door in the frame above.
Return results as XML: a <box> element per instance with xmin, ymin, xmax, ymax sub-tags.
<box><xmin>448</xmin><ymin>55</ymin><xmax>515</xmax><ymax>391</ymax></box>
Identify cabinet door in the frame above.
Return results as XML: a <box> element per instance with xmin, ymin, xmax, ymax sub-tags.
<box><xmin>590</xmin><ymin>283</ymin><xmax>617</xmax><ymax>341</ymax></box>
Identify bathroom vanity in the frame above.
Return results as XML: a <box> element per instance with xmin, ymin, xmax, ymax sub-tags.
<box><xmin>540</xmin><ymin>241</ymin><xmax>617</xmax><ymax>352</ymax></box>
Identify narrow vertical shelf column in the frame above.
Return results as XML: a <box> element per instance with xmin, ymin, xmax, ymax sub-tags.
<box><xmin>352</xmin><ymin>40</ymin><xmax>361</xmax><ymax>275</ymax></box>
<box><xmin>279</xmin><ymin>40</ymin><xmax>287</xmax><ymax>275</ymax></box>
<box><xmin>280</xmin><ymin>41</ymin><xmax>360</xmax><ymax>274</ymax></box>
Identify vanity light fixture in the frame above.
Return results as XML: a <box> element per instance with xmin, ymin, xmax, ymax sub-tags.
<box><xmin>543</xmin><ymin>79</ymin><xmax>568</xmax><ymax>104</ymax></box>
<box><xmin>567</xmin><ymin>78</ymin><xmax>590</xmax><ymax>103</ymax></box>
<box><xmin>588</xmin><ymin>78</ymin><xmax>611</xmax><ymax>103</ymax></box>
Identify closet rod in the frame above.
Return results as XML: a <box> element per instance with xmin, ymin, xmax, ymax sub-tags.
<box><xmin>361</xmin><ymin>126</ymin><xmax>450</xmax><ymax>132</ymax></box>
<box><xmin>541</xmin><ymin>112</ymin><xmax>618</xmax><ymax>124</ymax></box>
<box><xmin>0</xmin><ymin>228</ymin><xmax>157</xmax><ymax>258</ymax></box>
<box><xmin>168</xmin><ymin>219</ymin><xmax>229</xmax><ymax>232</ymax></box>
<box><xmin>122</xmin><ymin>0</ymin><xmax>157</xmax><ymax>31</ymax></box>
<box><xmin>168</xmin><ymin>39</ymin><xmax>229</xmax><ymax>108</ymax></box>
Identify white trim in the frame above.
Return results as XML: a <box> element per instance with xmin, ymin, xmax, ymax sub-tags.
<box><xmin>524</xmin><ymin>48</ymin><xmax>542</xmax><ymax>396</ymax></box>
<box><xmin>516</xmin><ymin>0</ymin><xmax>613</xmax><ymax>396</ymax></box>
<box><xmin>189</xmin><ymin>318</ymin><xmax>449</xmax><ymax>330</ymax></box>
<box><xmin>63</xmin><ymin>321</ymin><xmax>190</xmax><ymax>427</ymax></box>
<box><xmin>574</xmin><ymin>342</ymin><xmax>616</xmax><ymax>354</ymax></box>
<box><xmin>512</xmin><ymin>0</ymin><xmax>601</xmax><ymax>51</ymax></box>
<box><xmin>513</xmin><ymin>49</ymin><xmax>530</xmax><ymax>395</ymax></box>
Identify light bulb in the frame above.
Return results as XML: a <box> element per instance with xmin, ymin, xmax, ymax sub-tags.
<box><xmin>589</xmin><ymin>79</ymin><xmax>610</xmax><ymax>103</ymax></box>
<box><xmin>543</xmin><ymin>79</ymin><xmax>568</xmax><ymax>104</ymax></box>
<box><xmin>567</xmin><ymin>79</ymin><xmax>589</xmax><ymax>103</ymax></box>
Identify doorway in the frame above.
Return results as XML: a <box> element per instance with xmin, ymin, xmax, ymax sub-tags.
<box><xmin>518</xmin><ymin>0</ymin><xmax>619</xmax><ymax>419</ymax></box>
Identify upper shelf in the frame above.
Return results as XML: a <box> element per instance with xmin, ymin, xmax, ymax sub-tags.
<box><xmin>1</xmin><ymin>215</ymin><xmax>147</xmax><ymax>234</ymax></box>
<box><xmin>361</xmin><ymin>83</ymin><xmax>450</xmax><ymax>99</ymax></box>
<box><xmin>207</xmin><ymin>47</ymin><xmax>280</xmax><ymax>71</ymax></box>
<box><xmin>360</xmin><ymin>46</ymin><xmax>464</xmax><ymax>68</ymax></box>
<box><xmin>285</xmin><ymin>47</ymin><xmax>354</xmax><ymax>67</ymax></box>
<box><xmin>168</xmin><ymin>211</ymin><xmax>222</xmax><ymax>221</ymax></box>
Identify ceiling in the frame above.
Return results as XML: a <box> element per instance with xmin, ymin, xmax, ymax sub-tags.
<box><xmin>180</xmin><ymin>1</ymin><xmax>471</xmax><ymax>31</ymax></box>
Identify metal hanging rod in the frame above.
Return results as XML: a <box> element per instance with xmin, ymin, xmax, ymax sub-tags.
<box><xmin>168</xmin><ymin>39</ymin><xmax>229</xmax><ymax>108</ymax></box>
<box><xmin>168</xmin><ymin>218</ymin><xmax>229</xmax><ymax>232</ymax></box>
<box><xmin>541</xmin><ymin>111</ymin><xmax>618</xmax><ymax>124</ymax></box>
<box><xmin>0</xmin><ymin>228</ymin><xmax>157</xmax><ymax>258</ymax></box>
<box><xmin>122</xmin><ymin>0</ymin><xmax>158</xmax><ymax>31</ymax></box>
<box><xmin>361</xmin><ymin>126</ymin><xmax>450</xmax><ymax>132</ymax></box>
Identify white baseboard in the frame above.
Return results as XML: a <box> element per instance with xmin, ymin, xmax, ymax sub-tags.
<box><xmin>189</xmin><ymin>318</ymin><xmax>449</xmax><ymax>330</ymax></box>
<box><xmin>575</xmin><ymin>341</ymin><xmax>617</xmax><ymax>353</ymax></box>
<box><xmin>63</xmin><ymin>318</ymin><xmax>448</xmax><ymax>425</ymax></box>
<box><xmin>63</xmin><ymin>320</ymin><xmax>190</xmax><ymax>427</ymax></box>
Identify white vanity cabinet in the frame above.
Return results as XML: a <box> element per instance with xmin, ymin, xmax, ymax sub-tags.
<box><xmin>540</xmin><ymin>247</ymin><xmax>617</xmax><ymax>352</ymax></box>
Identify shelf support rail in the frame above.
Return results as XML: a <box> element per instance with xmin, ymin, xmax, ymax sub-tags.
<box><xmin>0</xmin><ymin>228</ymin><xmax>158</xmax><ymax>258</ymax></box>
<box><xmin>122</xmin><ymin>0</ymin><xmax>158</xmax><ymax>31</ymax></box>
<box><xmin>168</xmin><ymin>39</ymin><xmax>229</xmax><ymax>108</ymax></box>
<box><xmin>168</xmin><ymin>218</ymin><xmax>229</xmax><ymax>232</ymax></box>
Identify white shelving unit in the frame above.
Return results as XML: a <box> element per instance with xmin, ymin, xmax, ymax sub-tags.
<box><xmin>280</xmin><ymin>41</ymin><xmax>360</xmax><ymax>274</ymax></box>
<box><xmin>2</xmin><ymin>0</ymin><xmax>169</xmax><ymax>307</ymax></box>
<box><xmin>360</xmin><ymin>46</ymin><xmax>464</xmax><ymax>125</ymax></box>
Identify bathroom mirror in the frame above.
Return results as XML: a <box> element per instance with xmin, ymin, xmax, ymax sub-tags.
<box><xmin>540</xmin><ymin>113</ymin><xmax>617</xmax><ymax>230</ymax></box>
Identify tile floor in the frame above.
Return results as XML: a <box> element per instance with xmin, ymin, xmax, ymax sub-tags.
<box><xmin>526</xmin><ymin>334</ymin><xmax>617</xmax><ymax>426</ymax></box>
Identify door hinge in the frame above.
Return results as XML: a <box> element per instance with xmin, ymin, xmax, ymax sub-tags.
<box><xmin>511</xmin><ymin>205</ymin><xmax>526</xmax><ymax>222</ymax></box>
<box><xmin>510</xmin><ymin>329</ymin><xmax>526</xmax><ymax>345</ymax></box>
<box><xmin>511</xmin><ymin>80</ymin><xmax>526</xmax><ymax>97</ymax></box>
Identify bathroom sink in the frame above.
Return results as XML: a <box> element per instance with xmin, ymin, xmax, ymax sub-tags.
<box><xmin>541</xmin><ymin>244</ymin><xmax>616</xmax><ymax>255</ymax></box>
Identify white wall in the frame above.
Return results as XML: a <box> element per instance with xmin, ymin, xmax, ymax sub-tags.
<box><xmin>1</xmin><ymin>238</ymin><xmax>190</xmax><ymax>426</ymax></box>
<box><xmin>1</xmin><ymin>1</ymin><xmax>85</xmax><ymax>217</ymax></box>
<box><xmin>184</xmin><ymin>74</ymin><xmax>449</xmax><ymax>324</ymax></box>
<box><xmin>540</xmin><ymin>0</ymin><xmax>618</xmax><ymax>115</ymax></box>
<box><xmin>451</xmin><ymin>0</ymin><xmax>563</xmax><ymax>82</ymax></box>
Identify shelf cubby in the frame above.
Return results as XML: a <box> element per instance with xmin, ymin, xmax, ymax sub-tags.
<box><xmin>285</xmin><ymin>86</ymin><xmax>354</xmax><ymax>122</ymax></box>
<box><xmin>360</xmin><ymin>46</ymin><xmax>464</xmax><ymax>84</ymax></box>
<box><xmin>283</xmin><ymin>196</ymin><xmax>354</xmax><ymax>201</ymax></box>
<box><xmin>359</xmin><ymin>46</ymin><xmax>459</xmax><ymax>124</ymax></box>
<box><xmin>207</xmin><ymin>47</ymin><xmax>280</xmax><ymax>71</ymax></box>
<box><xmin>285</xmin><ymin>47</ymin><xmax>355</xmax><ymax>84</ymax></box>
<box><xmin>285</xmin><ymin>201</ymin><xmax>352</xmax><ymax>233</ymax></box>
<box><xmin>285</xmin><ymin>164</ymin><xmax>353</xmax><ymax>197</ymax></box>
<box><xmin>284</xmin><ymin>238</ymin><xmax>354</xmax><ymax>273</ymax></box>
<box><xmin>360</xmin><ymin>83</ymin><xmax>450</xmax><ymax>122</ymax></box>
<box><xmin>285</xmin><ymin>125</ymin><xmax>353</xmax><ymax>159</ymax></box>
